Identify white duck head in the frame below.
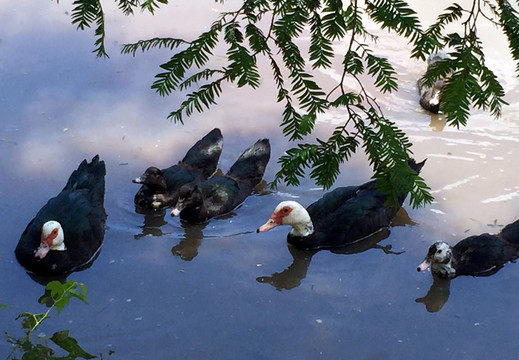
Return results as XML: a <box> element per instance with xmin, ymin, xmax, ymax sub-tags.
<box><xmin>417</xmin><ymin>241</ymin><xmax>456</xmax><ymax>278</ymax></box>
<box><xmin>35</xmin><ymin>220</ymin><xmax>66</xmax><ymax>259</ymax></box>
<box><xmin>257</xmin><ymin>200</ymin><xmax>314</xmax><ymax>237</ymax></box>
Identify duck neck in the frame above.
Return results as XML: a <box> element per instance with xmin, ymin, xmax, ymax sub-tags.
<box><xmin>289</xmin><ymin>217</ymin><xmax>314</xmax><ymax>238</ymax></box>
<box><xmin>432</xmin><ymin>260</ymin><xmax>456</xmax><ymax>279</ymax></box>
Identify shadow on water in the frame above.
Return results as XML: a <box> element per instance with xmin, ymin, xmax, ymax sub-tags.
<box><xmin>171</xmin><ymin>222</ymin><xmax>207</xmax><ymax>261</ymax></box>
<box><xmin>416</xmin><ymin>261</ymin><xmax>508</xmax><ymax>313</ymax></box>
<box><xmin>133</xmin><ymin>180</ymin><xmax>271</xmax><ymax>259</ymax></box>
<box><xmin>134</xmin><ymin>207</ymin><xmax>169</xmax><ymax>239</ymax></box>
<box><xmin>428</xmin><ymin>113</ymin><xmax>447</xmax><ymax>132</ymax></box>
<box><xmin>256</xmin><ymin>208</ymin><xmax>416</xmax><ymax>291</ymax></box>
<box><xmin>415</xmin><ymin>275</ymin><xmax>451</xmax><ymax>313</ymax></box>
<box><xmin>257</xmin><ymin>226</ymin><xmax>405</xmax><ymax>291</ymax></box>
<box><xmin>171</xmin><ymin>212</ymin><xmax>257</xmax><ymax>261</ymax></box>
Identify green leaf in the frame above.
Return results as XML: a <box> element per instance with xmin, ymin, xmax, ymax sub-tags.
<box><xmin>497</xmin><ymin>0</ymin><xmax>519</xmax><ymax>71</ymax></box>
<box><xmin>71</xmin><ymin>0</ymin><xmax>108</xmax><ymax>58</ymax></box>
<box><xmin>168</xmin><ymin>80</ymin><xmax>223</xmax><ymax>123</ymax></box>
<box><xmin>121</xmin><ymin>37</ymin><xmax>187</xmax><ymax>56</ymax></box>
<box><xmin>367</xmin><ymin>0</ymin><xmax>421</xmax><ymax>41</ymax></box>
<box><xmin>17</xmin><ymin>312</ymin><xmax>46</xmax><ymax>331</ymax></box>
<box><xmin>321</xmin><ymin>0</ymin><xmax>349</xmax><ymax>40</ymax></box>
<box><xmin>366</xmin><ymin>54</ymin><xmax>398</xmax><ymax>93</ymax></box>
<box><xmin>50</xmin><ymin>330</ymin><xmax>97</xmax><ymax>359</ymax></box>
<box><xmin>309</xmin><ymin>11</ymin><xmax>334</xmax><ymax>69</ymax></box>
<box><xmin>140</xmin><ymin>0</ymin><xmax>168</xmax><ymax>14</ymax></box>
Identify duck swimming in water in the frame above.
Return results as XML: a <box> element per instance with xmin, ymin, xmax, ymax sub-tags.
<box><xmin>15</xmin><ymin>155</ymin><xmax>107</xmax><ymax>276</ymax></box>
<box><xmin>133</xmin><ymin>128</ymin><xmax>223</xmax><ymax>210</ymax></box>
<box><xmin>417</xmin><ymin>52</ymin><xmax>448</xmax><ymax>113</ymax></box>
<box><xmin>169</xmin><ymin>138</ymin><xmax>271</xmax><ymax>223</ymax></box>
<box><xmin>257</xmin><ymin>159</ymin><xmax>426</xmax><ymax>250</ymax></box>
<box><xmin>417</xmin><ymin>219</ymin><xmax>519</xmax><ymax>278</ymax></box>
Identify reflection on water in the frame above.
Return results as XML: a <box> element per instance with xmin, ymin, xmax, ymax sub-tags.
<box><xmin>134</xmin><ymin>208</ymin><xmax>168</xmax><ymax>239</ymax></box>
<box><xmin>428</xmin><ymin>113</ymin><xmax>447</xmax><ymax>132</ymax></box>
<box><xmin>257</xmin><ymin>246</ymin><xmax>316</xmax><ymax>290</ymax></box>
<box><xmin>257</xmin><ymin>227</ymin><xmax>404</xmax><ymax>291</ymax></box>
<box><xmin>2</xmin><ymin>1</ymin><xmax>519</xmax><ymax>359</ymax></box>
<box><xmin>171</xmin><ymin>222</ymin><xmax>206</xmax><ymax>261</ymax></box>
<box><xmin>416</xmin><ymin>275</ymin><xmax>451</xmax><ymax>313</ymax></box>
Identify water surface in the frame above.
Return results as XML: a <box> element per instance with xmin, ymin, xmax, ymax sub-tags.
<box><xmin>1</xmin><ymin>1</ymin><xmax>519</xmax><ymax>359</ymax></box>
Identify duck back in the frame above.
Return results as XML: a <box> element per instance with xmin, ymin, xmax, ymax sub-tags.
<box><xmin>288</xmin><ymin>182</ymin><xmax>399</xmax><ymax>249</ymax></box>
<box><xmin>287</xmin><ymin>159</ymin><xmax>425</xmax><ymax>250</ymax></box>
<box><xmin>452</xmin><ymin>234</ymin><xmax>510</xmax><ymax>276</ymax></box>
<box><xmin>178</xmin><ymin>176</ymin><xmax>251</xmax><ymax>222</ymax></box>
<box><xmin>499</xmin><ymin>219</ymin><xmax>519</xmax><ymax>246</ymax></box>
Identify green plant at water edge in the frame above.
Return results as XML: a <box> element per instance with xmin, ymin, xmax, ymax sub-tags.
<box><xmin>5</xmin><ymin>280</ymin><xmax>96</xmax><ymax>360</ymax></box>
<box><xmin>60</xmin><ymin>0</ymin><xmax>519</xmax><ymax>207</ymax></box>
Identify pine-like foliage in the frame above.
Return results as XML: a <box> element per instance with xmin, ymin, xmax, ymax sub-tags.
<box><xmin>62</xmin><ymin>0</ymin><xmax>519</xmax><ymax>208</ymax></box>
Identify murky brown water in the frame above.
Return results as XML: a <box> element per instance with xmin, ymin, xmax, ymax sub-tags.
<box><xmin>1</xmin><ymin>1</ymin><xmax>519</xmax><ymax>359</ymax></box>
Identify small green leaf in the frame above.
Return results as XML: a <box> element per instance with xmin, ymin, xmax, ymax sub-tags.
<box><xmin>51</xmin><ymin>330</ymin><xmax>97</xmax><ymax>359</ymax></box>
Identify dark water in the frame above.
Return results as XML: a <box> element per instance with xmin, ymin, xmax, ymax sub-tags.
<box><xmin>2</xmin><ymin>1</ymin><xmax>519</xmax><ymax>359</ymax></box>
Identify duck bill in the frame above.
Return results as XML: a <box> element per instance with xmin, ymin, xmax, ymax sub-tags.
<box><xmin>257</xmin><ymin>218</ymin><xmax>279</xmax><ymax>233</ymax></box>
<box><xmin>132</xmin><ymin>176</ymin><xmax>145</xmax><ymax>184</ymax></box>
<box><xmin>35</xmin><ymin>243</ymin><xmax>50</xmax><ymax>259</ymax></box>
<box><xmin>417</xmin><ymin>259</ymin><xmax>431</xmax><ymax>272</ymax></box>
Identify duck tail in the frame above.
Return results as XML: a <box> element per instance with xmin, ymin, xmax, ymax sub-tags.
<box><xmin>408</xmin><ymin>158</ymin><xmax>427</xmax><ymax>174</ymax></box>
<box><xmin>226</xmin><ymin>139</ymin><xmax>271</xmax><ymax>188</ymax></box>
<box><xmin>499</xmin><ymin>219</ymin><xmax>519</xmax><ymax>246</ymax></box>
<box><xmin>64</xmin><ymin>155</ymin><xmax>106</xmax><ymax>206</ymax></box>
<box><xmin>182</xmin><ymin>128</ymin><xmax>223</xmax><ymax>178</ymax></box>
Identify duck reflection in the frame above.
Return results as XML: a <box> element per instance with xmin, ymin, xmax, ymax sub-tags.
<box><xmin>257</xmin><ymin>227</ymin><xmax>404</xmax><ymax>291</ymax></box>
<box><xmin>415</xmin><ymin>275</ymin><xmax>451</xmax><ymax>313</ymax></box>
<box><xmin>171</xmin><ymin>222</ymin><xmax>207</xmax><ymax>261</ymax></box>
<box><xmin>134</xmin><ymin>208</ymin><xmax>168</xmax><ymax>239</ymax></box>
<box><xmin>257</xmin><ymin>246</ymin><xmax>317</xmax><ymax>290</ymax></box>
<box><xmin>428</xmin><ymin>113</ymin><xmax>447</xmax><ymax>132</ymax></box>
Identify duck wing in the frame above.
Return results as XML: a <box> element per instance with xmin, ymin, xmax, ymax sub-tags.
<box><xmin>452</xmin><ymin>235</ymin><xmax>508</xmax><ymax>276</ymax></box>
<box><xmin>303</xmin><ymin>182</ymin><xmax>399</xmax><ymax>248</ymax></box>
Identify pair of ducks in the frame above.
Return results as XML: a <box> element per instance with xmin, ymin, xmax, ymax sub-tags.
<box><xmin>132</xmin><ymin>128</ymin><xmax>271</xmax><ymax>223</ymax></box>
<box><xmin>416</xmin><ymin>52</ymin><xmax>519</xmax><ymax>277</ymax></box>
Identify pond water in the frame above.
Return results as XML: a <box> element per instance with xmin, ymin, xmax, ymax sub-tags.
<box><xmin>1</xmin><ymin>1</ymin><xmax>519</xmax><ymax>359</ymax></box>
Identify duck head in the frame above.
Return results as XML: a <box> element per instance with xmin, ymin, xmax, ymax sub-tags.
<box><xmin>257</xmin><ymin>201</ymin><xmax>314</xmax><ymax>237</ymax></box>
<box><xmin>133</xmin><ymin>167</ymin><xmax>167</xmax><ymax>192</ymax></box>
<box><xmin>35</xmin><ymin>220</ymin><xmax>66</xmax><ymax>259</ymax></box>
<box><xmin>170</xmin><ymin>183</ymin><xmax>201</xmax><ymax>217</ymax></box>
<box><xmin>417</xmin><ymin>241</ymin><xmax>456</xmax><ymax>278</ymax></box>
